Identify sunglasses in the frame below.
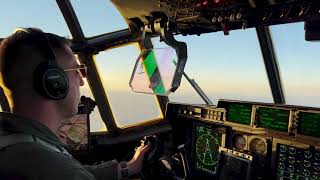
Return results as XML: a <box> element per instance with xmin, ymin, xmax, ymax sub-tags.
<box><xmin>64</xmin><ymin>64</ymin><xmax>88</xmax><ymax>78</ymax></box>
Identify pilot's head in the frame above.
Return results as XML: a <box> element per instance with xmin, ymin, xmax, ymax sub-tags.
<box><xmin>0</xmin><ymin>28</ymin><xmax>85</xmax><ymax>119</ymax></box>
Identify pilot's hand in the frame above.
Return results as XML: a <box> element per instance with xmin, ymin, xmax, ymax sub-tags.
<box><xmin>127</xmin><ymin>140</ymin><xmax>151</xmax><ymax>176</ymax></box>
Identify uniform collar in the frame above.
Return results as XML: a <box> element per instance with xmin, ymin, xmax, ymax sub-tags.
<box><xmin>0</xmin><ymin>112</ymin><xmax>66</xmax><ymax>147</ymax></box>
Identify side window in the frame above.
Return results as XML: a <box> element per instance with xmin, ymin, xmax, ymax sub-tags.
<box><xmin>271</xmin><ymin>23</ymin><xmax>320</xmax><ymax>107</ymax></box>
<box><xmin>70</xmin><ymin>0</ymin><xmax>128</xmax><ymax>37</ymax></box>
<box><xmin>0</xmin><ymin>1</ymin><xmax>69</xmax><ymax>37</ymax></box>
<box><xmin>80</xmin><ymin>79</ymin><xmax>107</xmax><ymax>132</ymax></box>
<box><xmin>94</xmin><ymin>44</ymin><xmax>163</xmax><ymax>128</ymax></box>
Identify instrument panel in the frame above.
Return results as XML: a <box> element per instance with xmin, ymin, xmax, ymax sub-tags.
<box><xmin>166</xmin><ymin>100</ymin><xmax>320</xmax><ymax>180</ymax></box>
<box><xmin>113</xmin><ymin>0</ymin><xmax>320</xmax><ymax>36</ymax></box>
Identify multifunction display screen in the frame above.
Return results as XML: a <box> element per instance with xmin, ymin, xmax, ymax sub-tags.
<box><xmin>193</xmin><ymin>124</ymin><xmax>221</xmax><ymax>175</ymax></box>
<box><xmin>276</xmin><ymin>144</ymin><xmax>320</xmax><ymax>180</ymax></box>
<box><xmin>218</xmin><ymin>151</ymin><xmax>252</xmax><ymax>180</ymax></box>
<box><xmin>298</xmin><ymin>111</ymin><xmax>320</xmax><ymax>138</ymax></box>
<box><xmin>228</xmin><ymin>103</ymin><xmax>252</xmax><ymax>125</ymax></box>
<box><xmin>59</xmin><ymin>114</ymin><xmax>88</xmax><ymax>151</ymax></box>
<box><xmin>258</xmin><ymin>107</ymin><xmax>289</xmax><ymax>132</ymax></box>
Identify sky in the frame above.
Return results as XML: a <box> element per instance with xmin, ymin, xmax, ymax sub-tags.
<box><xmin>1</xmin><ymin>0</ymin><xmax>320</xmax><ymax>131</ymax></box>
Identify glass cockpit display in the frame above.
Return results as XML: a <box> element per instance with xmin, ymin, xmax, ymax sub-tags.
<box><xmin>58</xmin><ymin>114</ymin><xmax>88</xmax><ymax>151</ymax></box>
<box><xmin>227</xmin><ymin>103</ymin><xmax>252</xmax><ymax>125</ymax></box>
<box><xmin>217</xmin><ymin>147</ymin><xmax>253</xmax><ymax>180</ymax></box>
<box><xmin>193</xmin><ymin>124</ymin><xmax>221</xmax><ymax>175</ymax></box>
<box><xmin>297</xmin><ymin>111</ymin><xmax>320</xmax><ymax>138</ymax></box>
<box><xmin>257</xmin><ymin>107</ymin><xmax>290</xmax><ymax>132</ymax></box>
<box><xmin>275</xmin><ymin>144</ymin><xmax>320</xmax><ymax>180</ymax></box>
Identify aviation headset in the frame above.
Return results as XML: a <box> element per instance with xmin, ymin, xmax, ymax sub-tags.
<box><xmin>14</xmin><ymin>28</ymin><xmax>69</xmax><ymax>100</ymax></box>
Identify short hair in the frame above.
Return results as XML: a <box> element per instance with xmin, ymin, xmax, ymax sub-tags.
<box><xmin>0</xmin><ymin>28</ymin><xmax>71</xmax><ymax>90</ymax></box>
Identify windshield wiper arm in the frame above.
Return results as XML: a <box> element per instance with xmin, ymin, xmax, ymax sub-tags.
<box><xmin>182</xmin><ymin>71</ymin><xmax>213</xmax><ymax>105</ymax></box>
<box><xmin>172</xmin><ymin>60</ymin><xmax>213</xmax><ymax>105</ymax></box>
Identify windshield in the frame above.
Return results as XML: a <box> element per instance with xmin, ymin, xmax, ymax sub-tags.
<box><xmin>271</xmin><ymin>22</ymin><xmax>320</xmax><ymax>107</ymax></box>
<box><xmin>70</xmin><ymin>0</ymin><xmax>128</xmax><ymax>37</ymax></box>
<box><xmin>165</xmin><ymin>22</ymin><xmax>320</xmax><ymax>108</ymax></box>
<box><xmin>153</xmin><ymin>28</ymin><xmax>274</xmax><ymax>105</ymax></box>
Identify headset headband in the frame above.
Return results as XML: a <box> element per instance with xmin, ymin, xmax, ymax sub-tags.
<box><xmin>14</xmin><ymin>27</ymin><xmax>57</xmax><ymax>62</ymax></box>
<box><xmin>13</xmin><ymin>27</ymin><xmax>69</xmax><ymax>100</ymax></box>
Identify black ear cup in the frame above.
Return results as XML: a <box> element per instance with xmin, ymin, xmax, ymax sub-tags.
<box><xmin>34</xmin><ymin>61</ymin><xmax>69</xmax><ymax>100</ymax></box>
<box><xmin>16</xmin><ymin>28</ymin><xmax>70</xmax><ymax>100</ymax></box>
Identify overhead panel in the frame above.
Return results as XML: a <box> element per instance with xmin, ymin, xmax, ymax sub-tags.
<box><xmin>112</xmin><ymin>0</ymin><xmax>320</xmax><ymax>36</ymax></box>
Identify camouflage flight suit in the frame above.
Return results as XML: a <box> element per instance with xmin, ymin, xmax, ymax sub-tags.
<box><xmin>0</xmin><ymin>112</ymin><xmax>120</xmax><ymax>180</ymax></box>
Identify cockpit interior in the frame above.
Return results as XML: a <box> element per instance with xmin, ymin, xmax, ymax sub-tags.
<box><xmin>1</xmin><ymin>0</ymin><xmax>320</xmax><ymax>179</ymax></box>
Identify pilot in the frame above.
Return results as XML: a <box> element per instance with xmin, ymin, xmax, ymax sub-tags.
<box><xmin>0</xmin><ymin>28</ymin><xmax>150</xmax><ymax>180</ymax></box>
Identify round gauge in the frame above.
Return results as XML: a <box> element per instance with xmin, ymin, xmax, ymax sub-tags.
<box><xmin>249</xmin><ymin>138</ymin><xmax>266</xmax><ymax>155</ymax></box>
<box><xmin>196</xmin><ymin>133</ymin><xmax>220</xmax><ymax>166</ymax></box>
<box><xmin>232</xmin><ymin>134</ymin><xmax>246</xmax><ymax>150</ymax></box>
